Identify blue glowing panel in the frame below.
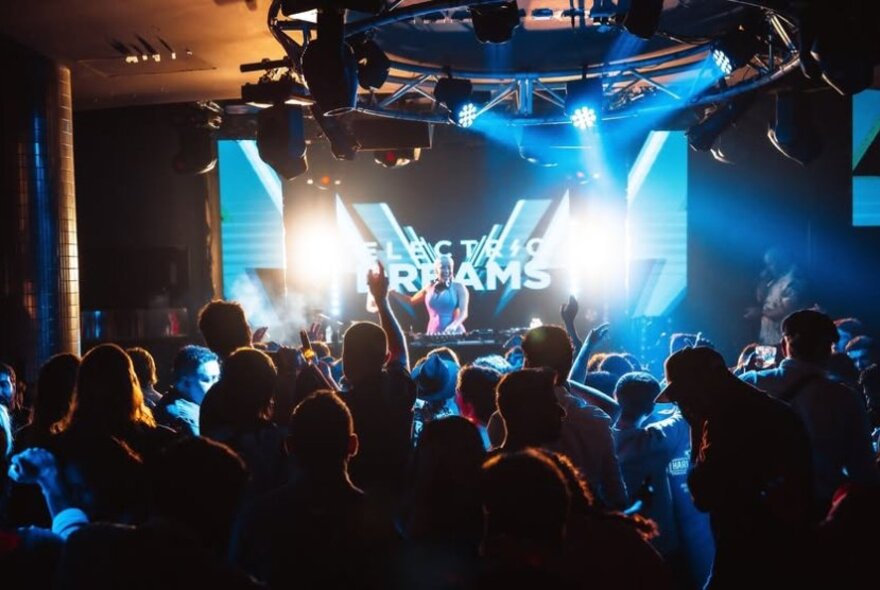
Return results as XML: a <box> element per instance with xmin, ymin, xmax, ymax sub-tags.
<box><xmin>853</xmin><ymin>90</ymin><xmax>880</xmax><ymax>226</ymax></box>
<box><xmin>627</xmin><ymin>131</ymin><xmax>688</xmax><ymax>317</ymax></box>
<box><xmin>217</xmin><ymin>140</ymin><xmax>285</xmax><ymax>325</ymax></box>
<box><xmin>853</xmin><ymin>177</ymin><xmax>880</xmax><ymax>227</ymax></box>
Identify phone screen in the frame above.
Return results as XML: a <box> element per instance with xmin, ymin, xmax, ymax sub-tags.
<box><xmin>754</xmin><ymin>345</ymin><xmax>777</xmax><ymax>367</ymax></box>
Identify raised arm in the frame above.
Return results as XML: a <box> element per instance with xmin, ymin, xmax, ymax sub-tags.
<box><xmin>568</xmin><ymin>322</ymin><xmax>609</xmax><ymax>385</ymax></box>
<box><xmin>561</xmin><ymin>295</ymin><xmax>583</xmax><ymax>352</ymax></box>
<box><xmin>369</xmin><ymin>261</ymin><xmax>410</xmax><ymax>370</ymax></box>
<box><xmin>569</xmin><ymin>380</ymin><xmax>621</xmax><ymax>423</ymax></box>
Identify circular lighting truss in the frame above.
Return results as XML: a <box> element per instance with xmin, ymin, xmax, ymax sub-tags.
<box><xmin>271</xmin><ymin>0</ymin><xmax>803</xmax><ymax>127</ymax></box>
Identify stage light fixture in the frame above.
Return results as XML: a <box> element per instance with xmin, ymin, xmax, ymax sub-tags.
<box><xmin>519</xmin><ymin>145</ymin><xmax>560</xmax><ymax>167</ymax></box>
<box><xmin>351</xmin><ymin>36</ymin><xmax>390</xmax><ymax>90</ymax></box>
<box><xmin>809</xmin><ymin>24</ymin><xmax>876</xmax><ymax>96</ymax></box>
<box><xmin>301</xmin><ymin>10</ymin><xmax>358</xmax><ymax>116</ymax></box>
<box><xmin>171</xmin><ymin>102</ymin><xmax>222</xmax><ymax>175</ymax></box>
<box><xmin>310</xmin><ymin>104</ymin><xmax>360</xmax><ymax>161</ymax></box>
<box><xmin>241</xmin><ymin>77</ymin><xmax>314</xmax><ymax>108</ymax></box>
<box><xmin>767</xmin><ymin>91</ymin><xmax>822</xmax><ymax>166</ymax></box>
<box><xmin>565</xmin><ymin>77</ymin><xmax>603</xmax><ymax>130</ymax></box>
<box><xmin>710</xmin><ymin>29</ymin><xmax>759</xmax><ymax>76</ymax></box>
<box><xmin>570</xmin><ymin>106</ymin><xmax>597</xmax><ymax>130</ymax></box>
<box><xmin>457</xmin><ymin>102</ymin><xmax>479</xmax><ymax>128</ymax></box>
<box><xmin>172</xmin><ymin>128</ymin><xmax>217</xmax><ymax>175</ymax></box>
<box><xmin>374</xmin><ymin>148</ymin><xmax>421</xmax><ymax>168</ymax></box>
<box><xmin>470</xmin><ymin>1</ymin><xmax>521</xmax><ymax>44</ymax></box>
<box><xmin>256</xmin><ymin>104</ymin><xmax>309</xmax><ymax>180</ymax></box>
<box><xmin>352</xmin><ymin>119</ymin><xmax>433</xmax><ymax>151</ymax></box>
<box><xmin>686</xmin><ymin>98</ymin><xmax>751</xmax><ymax>153</ymax></box>
<box><xmin>280</xmin><ymin>0</ymin><xmax>385</xmax><ymax>17</ymax></box>
<box><xmin>620</xmin><ymin>0</ymin><xmax>663</xmax><ymax>40</ymax></box>
<box><xmin>434</xmin><ymin>77</ymin><xmax>478</xmax><ymax>128</ymax></box>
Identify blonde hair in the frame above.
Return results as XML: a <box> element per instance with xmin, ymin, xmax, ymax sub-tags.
<box><xmin>435</xmin><ymin>254</ymin><xmax>455</xmax><ymax>272</ymax></box>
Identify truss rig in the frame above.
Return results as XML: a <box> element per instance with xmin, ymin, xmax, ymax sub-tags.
<box><xmin>243</xmin><ymin>0</ymin><xmax>802</xmax><ymax>126</ymax></box>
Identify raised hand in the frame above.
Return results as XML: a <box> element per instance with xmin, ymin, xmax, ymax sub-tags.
<box><xmin>8</xmin><ymin>447</ymin><xmax>59</xmax><ymax>485</ymax></box>
<box><xmin>367</xmin><ymin>261</ymin><xmax>389</xmax><ymax>302</ymax></box>
<box><xmin>560</xmin><ymin>295</ymin><xmax>579</xmax><ymax>326</ymax></box>
<box><xmin>586</xmin><ymin>322</ymin><xmax>610</xmax><ymax>349</ymax></box>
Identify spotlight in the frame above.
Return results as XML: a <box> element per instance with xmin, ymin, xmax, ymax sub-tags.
<box><xmin>767</xmin><ymin>91</ymin><xmax>822</xmax><ymax>165</ymax></box>
<box><xmin>306</xmin><ymin>174</ymin><xmax>340</xmax><ymax>190</ymax></box>
<box><xmin>301</xmin><ymin>10</ymin><xmax>358</xmax><ymax>116</ymax></box>
<box><xmin>620</xmin><ymin>0</ymin><xmax>663</xmax><ymax>40</ymax></box>
<box><xmin>710</xmin><ymin>28</ymin><xmax>759</xmax><ymax>76</ymax></box>
<box><xmin>470</xmin><ymin>1</ymin><xmax>521</xmax><ymax>44</ymax></box>
<box><xmin>256</xmin><ymin>104</ymin><xmax>308</xmax><ymax>180</ymax></box>
<box><xmin>565</xmin><ymin>77</ymin><xmax>603</xmax><ymax>130</ymax></box>
<box><xmin>457</xmin><ymin>102</ymin><xmax>479</xmax><ymax>128</ymax></box>
<box><xmin>374</xmin><ymin>148</ymin><xmax>421</xmax><ymax>168</ymax></box>
<box><xmin>570</xmin><ymin>106</ymin><xmax>597</xmax><ymax>130</ymax></box>
<box><xmin>687</xmin><ymin>98</ymin><xmax>751</xmax><ymax>153</ymax></box>
<box><xmin>351</xmin><ymin>36</ymin><xmax>390</xmax><ymax>90</ymax></box>
<box><xmin>434</xmin><ymin>77</ymin><xmax>478</xmax><ymax>127</ymax></box>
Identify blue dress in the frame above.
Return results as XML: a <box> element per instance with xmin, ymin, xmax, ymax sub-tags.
<box><xmin>426</xmin><ymin>283</ymin><xmax>463</xmax><ymax>334</ymax></box>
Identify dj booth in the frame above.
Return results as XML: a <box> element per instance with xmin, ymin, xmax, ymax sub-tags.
<box><xmin>406</xmin><ymin>329</ymin><xmax>522</xmax><ymax>364</ymax></box>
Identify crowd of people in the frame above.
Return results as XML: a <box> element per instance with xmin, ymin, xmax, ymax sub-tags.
<box><xmin>0</xmin><ymin>262</ymin><xmax>878</xmax><ymax>589</ymax></box>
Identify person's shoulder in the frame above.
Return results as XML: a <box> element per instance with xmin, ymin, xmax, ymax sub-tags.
<box><xmin>757</xmin><ymin>391</ymin><xmax>806</xmax><ymax>426</ymax></box>
<box><xmin>741</xmin><ymin>366</ymin><xmax>783</xmax><ymax>384</ymax></box>
<box><xmin>382</xmin><ymin>362</ymin><xmax>416</xmax><ymax>395</ymax></box>
<box><xmin>646</xmin><ymin>412</ymin><xmax>685</xmax><ymax>434</ymax></box>
<box><xmin>564</xmin><ymin>395</ymin><xmax>611</xmax><ymax>423</ymax></box>
<box><xmin>383</xmin><ymin>359</ymin><xmax>411</xmax><ymax>376</ymax></box>
<box><xmin>809</xmin><ymin>378</ymin><xmax>869</xmax><ymax>411</ymax></box>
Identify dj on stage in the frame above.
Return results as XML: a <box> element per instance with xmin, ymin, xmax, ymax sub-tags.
<box><xmin>390</xmin><ymin>254</ymin><xmax>470</xmax><ymax>335</ymax></box>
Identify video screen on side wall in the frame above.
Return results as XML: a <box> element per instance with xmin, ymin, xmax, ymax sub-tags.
<box><xmin>853</xmin><ymin>89</ymin><xmax>880</xmax><ymax>226</ymax></box>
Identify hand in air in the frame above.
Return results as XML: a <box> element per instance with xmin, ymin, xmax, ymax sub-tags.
<box><xmin>8</xmin><ymin>447</ymin><xmax>59</xmax><ymax>485</ymax></box>
<box><xmin>367</xmin><ymin>261</ymin><xmax>389</xmax><ymax>302</ymax></box>
<box><xmin>560</xmin><ymin>295</ymin><xmax>579</xmax><ymax>325</ymax></box>
<box><xmin>586</xmin><ymin>322</ymin><xmax>610</xmax><ymax>348</ymax></box>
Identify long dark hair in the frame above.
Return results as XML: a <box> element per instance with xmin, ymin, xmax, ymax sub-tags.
<box><xmin>32</xmin><ymin>353</ymin><xmax>80</xmax><ymax>430</ymax></box>
<box><xmin>55</xmin><ymin>344</ymin><xmax>155</xmax><ymax>434</ymax></box>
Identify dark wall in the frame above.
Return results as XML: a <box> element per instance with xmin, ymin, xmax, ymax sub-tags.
<box><xmin>684</xmin><ymin>89</ymin><xmax>880</xmax><ymax>362</ymax></box>
<box><xmin>73</xmin><ymin>105</ymin><xmax>217</xmax><ymax>384</ymax></box>
<box><xmin>74</xmin><ymin>106</ymin><xmax>216</xmax><ymax>321</ymax></box>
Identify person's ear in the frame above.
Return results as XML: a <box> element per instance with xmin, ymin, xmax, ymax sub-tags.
<box><xmin>283</xmin><ymin>437</ymin><xmax>293</xmax><ymax>457</ymax></box>
<box><xmin>347</xmin><ymin>433</ymin><xmax>359</xmax><ymax>458</ymax></box>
